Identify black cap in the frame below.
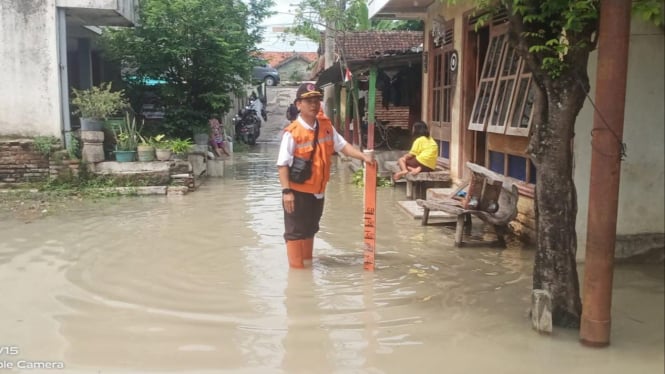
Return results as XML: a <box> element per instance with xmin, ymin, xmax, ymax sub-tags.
<box><xmin>295</xmin><ymin>82</ymin><xmax>323</xmax><ymax>103</ymax></box>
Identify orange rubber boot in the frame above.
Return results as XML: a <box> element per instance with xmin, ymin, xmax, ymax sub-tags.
<box><xmin>286</xmin><ymin>240</ymin><xmax>305</xmax><ymax>269</ymax></box>
<box><xmin>303</xmin><ymin>238</ymin><xmax>314</xmax><ymax>260</ymax></box>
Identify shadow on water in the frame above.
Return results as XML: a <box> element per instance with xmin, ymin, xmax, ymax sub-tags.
<box><xmin>0</xmin><ymin>142</ymin><xmax>662</xmax><ymax>373</ymax></box>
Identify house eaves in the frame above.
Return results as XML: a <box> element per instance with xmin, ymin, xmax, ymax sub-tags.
<box><xmin>315</xmin><ymin>31</ymin><xmax>423</xmax><ymax>86</ymax></box>
<box><xmin>367</xmin><ymin>0</ymin><xmax>435</xmax><ymax>20</ymax></box>
<box><xmin>334</xmin><ymin>31</ymin><xmax>424</xmax><ymax>62</ymax></box>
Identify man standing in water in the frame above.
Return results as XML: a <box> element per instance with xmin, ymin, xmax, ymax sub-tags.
<box><xmin>277</xmin><ymin>83</ymin><xmax>374</xmax><ymax>269</ymax></box>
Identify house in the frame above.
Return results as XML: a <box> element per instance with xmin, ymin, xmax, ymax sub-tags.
<box><xmin>0</xmin><ymin>1</ymin><xmax>139</xmax><ymax>144</ymax></box>
<box><xmin>315</xmin><ymin>31</ymin><xmax>424</xmax><ymax>144</ymax></box>
<box><xmin>258</xmin><ymin>52</ymin><xmax>318</xmax><ymax>83</ymax></box>
<box><xmin>366</xmin><ymin>1</ymin><xmax>664</xmax><ymax>260</ymax></box>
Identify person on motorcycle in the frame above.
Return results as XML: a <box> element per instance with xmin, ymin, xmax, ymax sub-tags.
<box><xmin>276</xmin><ymin>83</ymin><xmax>375</xmax><ymax>269</ymax></box>
<box><xmin>249</xmin><ymin>92</ymin><xmax>266</xmax><ymax>123</ymax></box>
<box><xmin>234</xmin><ymin>94</ymin><xmax>263</xmax><ymax>145</ymax></box>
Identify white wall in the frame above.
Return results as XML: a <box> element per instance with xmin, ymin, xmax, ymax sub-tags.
<box><xmin>0</xmin><ymin>0</ymin><xmax>61</xmax><ymax>137</ymax></box>
<box><xmin>575</xmin><ymin>18</ymin><xmax>665</xmax><ymax>259</ymax></box>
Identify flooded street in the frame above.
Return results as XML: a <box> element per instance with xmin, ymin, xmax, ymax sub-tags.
<box><xmin>0</xmin><ymin>87</ymin><xmax>663</xmax><ymax>373</ymax></box>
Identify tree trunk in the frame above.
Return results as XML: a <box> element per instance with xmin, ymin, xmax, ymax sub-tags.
<box><xmin>529</xmin><ymin>73</ymin><xmax>588</xmax><ymax>328</ymax></box>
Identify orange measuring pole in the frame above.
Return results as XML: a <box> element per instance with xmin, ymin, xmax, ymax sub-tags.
<box><xmin>363</xmin><ymin>66</ymin><xmax>378</xmax><ymax>271</ymax></box>
<box><xmin>363</xmin><ymin>149</ymin><xmax>377</xmax><ymax>271</ymax></box>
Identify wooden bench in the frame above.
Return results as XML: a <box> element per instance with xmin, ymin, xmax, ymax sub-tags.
<box><xmin>384</xmin><ymin>161</ymin><xmax>451</xmax><ymax>199</ymax></box>
<box><xmin>416</xmin><ymin>162</ymin><xmax>519</xmax><ymax>247</ymax></box>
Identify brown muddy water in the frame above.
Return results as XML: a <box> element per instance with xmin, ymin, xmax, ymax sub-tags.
<box><xmin>0</xmin><ymin>143</ymin><xmax>663</xmax><ymax>374</ymax></box>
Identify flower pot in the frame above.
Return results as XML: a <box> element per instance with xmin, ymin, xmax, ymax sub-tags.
<box><xmin>80</xmin><ymin>118</ymin><xmax>105</xmax><ymax>131</ymax></box>
<box><xmin>137</xmin><ymin>145</ymin><xmax>156</xmax><ymax>162</ymax></box>
<box><xmin>155</xmin><ymin>148</ymin><xmax>172</xmax><ymax>161</ymax></box>
<box><xmin>115</xmin><ymin>150</ymin><xmax>136</xmax><ymax>162</ymax></box>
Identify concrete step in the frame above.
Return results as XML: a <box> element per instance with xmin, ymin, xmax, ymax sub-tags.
<box><xmin>207</xmin><ymin>159</ymin><xmax>225</xmax><ymax>177</ymax></box>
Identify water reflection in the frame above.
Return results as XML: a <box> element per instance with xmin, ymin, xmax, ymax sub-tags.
<box><xmin>0</xmin><ymin>143</ymin><xmax>662</xmax><ymax>373</ymax></box>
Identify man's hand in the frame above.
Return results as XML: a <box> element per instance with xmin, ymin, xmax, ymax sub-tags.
<box><xmin>282</xmin><ymin>192</ymin><xmax>295</xmax><ymax>214</ymax></box>
<box><xmin>363</xmin><ymin>153</ymin><xmax>376</xmax><ymax>165</ymax></box>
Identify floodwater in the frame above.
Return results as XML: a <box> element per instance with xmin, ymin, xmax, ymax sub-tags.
<box><xmin>0</xmin><ymin>143</ymin><xmax>662</xmax><ymax>373</ymax></box>
<box><xmin>1</xmin><ymin>85</ymin><xmax>663</xmax><ymax>373</ymax></box>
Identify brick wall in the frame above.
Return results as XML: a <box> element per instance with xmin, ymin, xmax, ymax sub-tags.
<box><xmin>0</xmin><ymin>139</ymin><xmax>79</xmax><ymax>187</ymax></box>
<box><xmin>374</xmin><ymin>91</ymin><xmax>411</xmax><ymax>129</ymax></box>
<box><xmin>0</xmin><ymin>139</ymin><xmax>51</xmax><ymax>186</ymax></box>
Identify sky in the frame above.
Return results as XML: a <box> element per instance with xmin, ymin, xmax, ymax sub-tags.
<box><xmin>256</xmin><ymin>0</ymin><xmax>319</xmax><ymax>52</ymax></box>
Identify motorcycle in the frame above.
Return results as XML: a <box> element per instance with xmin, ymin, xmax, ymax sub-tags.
<box><xmin>233</xmin><ymin>104</ymin><xmax>261</xmax><ymax>146</ymax></box>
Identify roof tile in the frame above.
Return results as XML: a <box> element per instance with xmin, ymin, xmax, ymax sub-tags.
<box><xmin>257</xmin><ymin>52</ymin><xmax>318</xmax><ymax>67</ymax></box>
<box><xmin>334</xmin><ymin>31</ymin><xmax>423</xmax><ymax>61</ymax></box>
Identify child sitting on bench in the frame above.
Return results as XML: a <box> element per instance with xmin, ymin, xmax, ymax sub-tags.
<box><xmin>393</xmin><ymin>121</ymin><xmax>438</xmax><ymax>181</ymax></box>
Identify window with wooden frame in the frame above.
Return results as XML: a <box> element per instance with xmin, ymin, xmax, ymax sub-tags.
<box><xmin>429</xmin><ymin>19</ymin><xmax>454</xmax><ymax>159</ymax></box>
<box><xmin>468</xmin><ymin>28</ymin><xmax>507</xmax><ymax>131</ymax></box>
<box><xmin>468</xmin><ymin>16</ymin><xmax>535</xmax><ymax>137</ymax></box>
<box><xmin>487</xmin><ymin>27</ymin><xmax>521</xmax><ymax>134</ymax></box>
<box><xmin>505</xmin><ymin>63</ymin><xmax>535</xmax><ymax>136</ymax></box>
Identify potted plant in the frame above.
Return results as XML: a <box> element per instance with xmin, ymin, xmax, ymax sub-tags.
<box><xmin>137</xmin><ymin>134</ymin><xmax>156</xmax><ymax>162</ymax></box>
<box><xmin>169</xmin><ymin>137</ymin><xmax>193</xmax><ymax>160</ymax></box>
<box><xmin>112</xmin><ymin>113</ymin><xmax>141</xmax><ymax>162</ymax></box>
<box><xmin>71</xmin><ymin>82</ymin><xmax>128</xmax><ymax>131</ymax></box>
<box><xmin>152</xmin><ymin>134</ymin><xmax>173</xmax><ymax>161</ymax></box>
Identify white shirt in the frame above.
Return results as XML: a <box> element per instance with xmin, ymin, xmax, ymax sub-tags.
<box><xmin>276</xmin><ymin>116</ymin><xmax>348</xmax><ymax>167</ymax></box>
<box><xmin>250</xmin><ymin>98</ymin><xmax>263</xmax><ymax>112</ymax></box>
<box><xmin>276</xmin><ymin>115</ymin><xmax>348</xmax><ymax>198</ymax></box>
<box><xmin>250</xmin><ymin>99</ymin><xmax>264</xmax><ymax>125</ymax></box>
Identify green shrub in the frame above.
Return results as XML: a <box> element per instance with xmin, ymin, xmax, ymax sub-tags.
<box><xmin>67</xmin><ymin>137</ymin><xmax>80</xmax><ymax>159</ymax></box>
<box><xmin>71</xmin><ymin>82</ymin><xmax>128</xmax><ymax>119</ymax></box>
<box><xmin>169</xmin><ymin>137</ymin><xmax>193</xmax><ymax>155</ymax></box>
<box><xmin>33</xmin><ymin>136</ymin><xmax>60</xmax><ymax>157</ymax></box>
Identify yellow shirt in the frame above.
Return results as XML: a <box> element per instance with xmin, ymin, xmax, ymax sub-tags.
<box><xmin>409</xmin><ymin>136</ymin><xmax>438</xmax><ymax>170</ymax></box>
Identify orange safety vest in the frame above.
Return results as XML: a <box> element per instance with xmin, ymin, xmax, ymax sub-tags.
<box><xmin>285</xmin><ymin>116</ymin><xmax>336</xmax><ymax>194</ymax></box>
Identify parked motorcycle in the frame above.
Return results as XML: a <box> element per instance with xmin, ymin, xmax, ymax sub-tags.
<box><xmin>233</xmin><ymin>104</ymin><xmax>261</xmax><ymax>146</ymax></box>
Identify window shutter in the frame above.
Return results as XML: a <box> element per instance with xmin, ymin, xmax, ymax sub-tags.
<box><xmin>468</xmin><ymin>26</ymin><xmax>508</xmax><ymax>131</ymax></box>
<box><xmin>468</xmin><ymin>19</ymin><xmax>534</xmax><ymax>137</ymax></box>
<box><xmin>505</xmin><ymin>63</ymin><xmax>535</xmax><ymax>136</ymax></box>
<box><xmin>487</xmin><ymin>42</ymin><xmax>520</xmax><ymax>134</ymax></box>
